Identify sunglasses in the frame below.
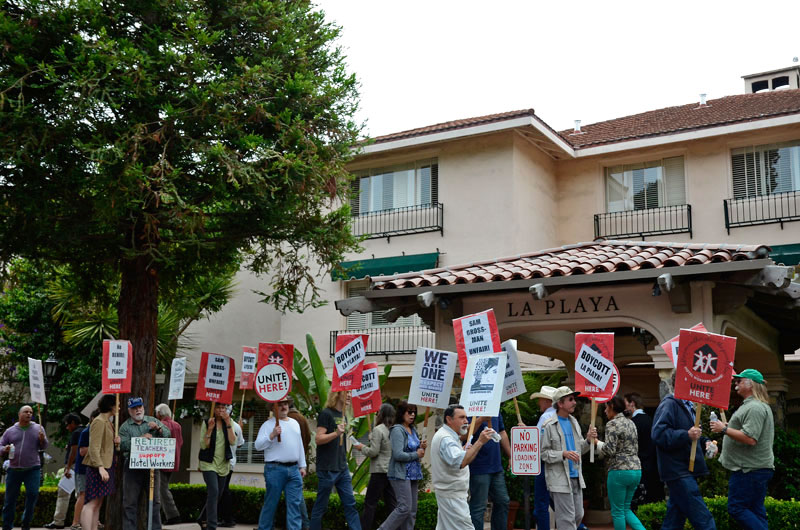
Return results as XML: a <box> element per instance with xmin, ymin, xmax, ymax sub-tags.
<box><xmin>407</xmin><ymin>410</ymin><xmax>417</xmax><ymax>415</ymax></box>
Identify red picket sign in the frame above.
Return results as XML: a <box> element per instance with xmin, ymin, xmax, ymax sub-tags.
<box><xmin>453</xmin><ymin>309</ymin><xmax>502</xmax><ymax>379</ymax></box>
<box><xmin>239</xmin><ymin>346</ymin><xmax>258</xmax><ymax>390</ymax></box>
<box><xmin>660</xmin><ymin>322</ymin><xmax>707</xmax><ymax>368</ymax></box>
<box><xmin>574</xmin><ymin>333</ymin><xmax>615</xmax><ymax>399</ymax></box>
<box><xmin>331</xmin><ymin>334</ymin><xmax>368</xmax><ymax>392</ymax></box>
<box><xmin>255</xmin><ymin>343</ymin><xmax>295</xmax><ymax>402</ymax></box>
<box><xmin>102</xmin><ymin>340</ymin><xmax>133</xmax><ymax>394</ymax></box>
<box><xmin>674</xmin><ymin>329</ymin><xmax>736</xmax><ymax>409</ymax></box>
<box><xmin>195</xmin><ymin>352</ymin><xmax>236</xmax><ymax>404</ymax></box>
<box><xmin>352</xmin><ymin>363</ymin><xmax>381</xmax><ymax>418</ymax></box>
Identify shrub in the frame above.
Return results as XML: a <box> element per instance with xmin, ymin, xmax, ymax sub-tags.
<box><xmin>636</xmin><ymin>496</ymin><xmax>800</xmax><ymax>529</ymax></box>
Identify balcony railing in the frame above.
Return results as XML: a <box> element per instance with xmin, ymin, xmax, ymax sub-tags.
<box><xmin>351</xmin><ymin>203</ymin><xmax>444</xmax><ymax>240</ymax></box>
<box><xmin>330</xmin><ymin>326</ymin><xmax>435</xmax><ymax>357</ymax></box>
<box><xmin>594</xmin><ymin>204</ymin><xmax>692</xmax><ymax>240</ymax></box>
<box><xmin>724</xmin><ymin>190</ymin><xmax>800</xmax><ymax>234</ymax></box>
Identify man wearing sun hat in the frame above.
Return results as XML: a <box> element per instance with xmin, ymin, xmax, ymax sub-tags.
<box><xmin>710</xmin><ymin>369</ymin><xmax>774</xmax><ymax>530</ymax></box>
<box><xmin>540</xmin><ymin>386</ymin><xmax>596</xmax><ymax>530</ymax></box>
<box><xmin>530</xmin><ymin>385</ymin><xmax>557</xmax><ymax>530</ymax></box>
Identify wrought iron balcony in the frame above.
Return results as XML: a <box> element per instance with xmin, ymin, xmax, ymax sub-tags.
<box><xmin>351</xmin><ymin>203</ymin><xmax>444</xmax><ymax>240</ymax></box>
<box><xmin>330</xmin><ymin>326</ymin><xmax>435</xmax><ymax>357</ymax></box>
<box><xmin>724</xmin><ymin>190</ymin><xmax>800</xmax><ymax>234</ymax></box>
<box><xmin>594</xmin><ymin>204</ymin><xmax>692</xmax><ymax>240</ymax></box>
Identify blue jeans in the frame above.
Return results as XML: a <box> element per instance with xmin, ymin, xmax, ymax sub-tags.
<box><xmin>662</xmin><ymin>476</ymin><xmax>716</xmax><ymax>530</ymax></box>
<box><xmin>258</xmin><ymin>463</ymin><xmax>302</xmax><ymax>530</ymax></box>
<box><xmin>728</xmin><ymin>469</ymin><xmax>772</xmax><ymax>530</ymax></box>
<box><xmin>2</xmin><ymin>466</ymin><xmax>41</xmax><ymax>530</ymax></box>
<box><xmin>469</xmin><ymin>471</ymin><xmax>509</xmax><ymax>530</ymax></box>
<box><xmin>607</xmin><ymin>470</ymin><xmax>645</xmax><ymax>530</ymax></box>
<box><xmin>310</xmin><ymin>469</ymin><xmax>361</xmax><ymax>530</ymax></box>
<box><xmin>533</xmin><ymin>468</ymin><xmax>550</xmax><ymax>530</ymax></box>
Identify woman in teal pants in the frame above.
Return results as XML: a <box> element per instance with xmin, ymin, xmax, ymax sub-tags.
<box><xmin>595</xmin><ymin>396</ymin><xmax>646</xmax><ymax>530</ymax></box>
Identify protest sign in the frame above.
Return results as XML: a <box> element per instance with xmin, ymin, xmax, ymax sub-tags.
<box><xmin>195</xmin><ymin>352</ymin><xmax>235</xmax><ymax>404</ymax></box>
<box><xmin>167</xmin><ymin>357</ymin><xmax>186</xmax><ymax>401</ymax></box>
<box><xmin>102</xmin><ymin>339</ymin><xmax>133</xmax><ymax>393</ymax></box>
<box><xmin>128</xmin><ymin>436</ymin><xmax>177</xmax><ymax>470</ymax></box>
<box><xmin>254</xmin><ymin>343</ymin><xmax>294</xmax><ymax>402</ymax></box>
<box><xmin>674</xmin><ymin>329</ymin><xmax>736</xmax><ymax>409</ymax></box>
<box><xmin>352</xmin><ymin>363</ymin><xmax>382</xmax><ymax>417</ymax></box>
<box><xmin>331</xmin><ymin>334</ymin><xmax>368</xmax><ymax>392</ymax></box>
<box><xmin>460</xmin><ymin>353</ymin><xmax>507</xmax><ymax>417</ymax></box>
<box><xmin>408</xmin><ymin>347</ymin><xmax>457</xmax><ymax>409</ymax></box>
<box><xmin>501</xmin><ymin>339</ymin><xmax>527</xmax><ymax>402</ymax></box>
<box><xmin>595</xmin><ymin>364</ymin><xmax>620</xmax><ymax>404</ymax></box>
<box><xmin>661</xmin><ymin>323</ymin><xmax>707</xmax><ymax>368</ymax></box>
<box><xmin>510</xmin><ymin>426</ymin><xmax>540</xmax><ymax>475</ymax></box>
<box><xmin>240</xmin><ymin>346</ymin><xmax>258</xmax><ymax>390</ymax></box>
<box><xmin>453</xmin><ymin>309</ymin><xmax>502</xmax><ymax>379</ymax></box>
<box><xmin>28</xmin><ymin>358</ymin><xmax>46</xmax><ymax>405</ymax></box>
<box><xmin>574</xmin><ymin>333</ymin><xmax>615</xmax><ymax>398</ymax></box>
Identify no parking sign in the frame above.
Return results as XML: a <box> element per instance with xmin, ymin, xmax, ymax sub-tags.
<box><xmin>510</xmin><ymin>426</ymin><xmax>540</xmax><ymax>475</ymax></box>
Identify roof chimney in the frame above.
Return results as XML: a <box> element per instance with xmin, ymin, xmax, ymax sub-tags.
<box><xmin>573</xmin><ymin>119</ymin><xmax>581</xmax><ymax>133</ymax></box>
<box><xmin>699</xmin><ymin>93</ymin><xmax>708</xmax><ymax>106</ymax></box>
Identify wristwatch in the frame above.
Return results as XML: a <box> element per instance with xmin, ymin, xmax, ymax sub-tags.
<box><xmin>722</xmin><ymin>425</ymin><xmax>728</xmax><ymax>435</ymax></box>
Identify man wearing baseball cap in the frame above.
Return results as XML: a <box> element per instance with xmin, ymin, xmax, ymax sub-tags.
<box><xmin>710</xmin><ymin>369</ymin><xmax>774</xmax><ymax>530</ymax></box>
<box><xmin>118</xmin><ymin>397</ymin><xmax>170</xmax><ymax>530</ymax></box>
<box><xmin>540</xmin><ymin>386</ymin><xmax>596</xmax><ymax>530</ymax></box>
<box><xmin>530</xmin><ymin>385</ymin><xmax>557</xmax><ymax>530</ymax></box>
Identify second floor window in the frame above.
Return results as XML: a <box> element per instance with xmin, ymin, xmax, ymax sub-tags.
<box><xmin>605</xmin><ymin>156</ymin><xmax>686</xmax><ymax>212</ymax></box>
<box><xmin>353</xmin><ymin>159</ymin><xmax>438</xmax><ymax>215</ymax></box>
<box><xmin>731</xmin><ymin>140</ymin><xmax>800</xmax><ymax>198</ymax></box>
<box><xmin>346</xmin><ymin>283</ymin><xmax>421</xmax><ymax>329</ymax></box>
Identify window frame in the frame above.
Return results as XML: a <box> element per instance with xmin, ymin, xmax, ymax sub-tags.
<box><xmin>604</xmin><ymin>156</ymin><xmax>686</xmax><ymax>213</ymax></box>
<box><xmin>351</xmin><ymin>158</ymin><xmax>438</xmax><ymax>216</ymax></box>
<box><xmin>730</xmin><ymin>139</ymin><xmax>800</xmax><ymax>199</ymax></box>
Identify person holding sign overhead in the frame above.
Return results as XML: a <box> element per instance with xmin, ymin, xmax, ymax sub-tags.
<box><xmin>466</xmin><ymin>415</ymin><xmax>511</xmax><ymax>530</ymax></box>
<box><xmin>155</xmin><ymin>404</ymin><xmax>183</xmax><ymax>526</ymax></box>
<box><xmin>651</xmin><ymin>374</ymin><xmax>717</xmax><ymax>530</ymax></box>
<box><xmin>310</xmin><ymin>390</ymin><xmax>361</xmax><ymax>530</ymax></box>
<box><xmin>197</xmin><ymin>403</ymin><xmax>238</xmax><ymax>530</ymax></box>
<box><xmin>81</xmin><ymin>395</ymin><xmax>119</xmax><ymax>530</ymax></box>
<box><xmin>540</xmin><ymin>387</ymin><xmax>595</xmax><ymax>530</ymax></box>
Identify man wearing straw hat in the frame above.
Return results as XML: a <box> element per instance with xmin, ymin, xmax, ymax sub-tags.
<box><xmin>710</xmin><ymin>369</ymin><xmax>774</xmax><ymax>530</ymax></box>
<box><xmin>540</xmin><ymin>386</ymin><xmax>595</xmax><ymax>530</ymax></box>
<box><xmin>530</xmin><ymin>385</ymin><xmax>557</xmax><ymax>530</ymax></box>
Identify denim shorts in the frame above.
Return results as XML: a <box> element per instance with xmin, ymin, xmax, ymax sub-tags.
<box><xmin>75</xmin><ymin>473</ymin><xmax>87</xmax><ymax>494</ymax></box>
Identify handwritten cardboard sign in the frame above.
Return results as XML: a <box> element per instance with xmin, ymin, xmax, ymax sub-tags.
<box><xmin>167</xmin><ymin>357</ymin><xmax>186</xmax><ymax>401</ymax></box>
<box><xmin>674</xmin><ymin>329</ymin><xmax>736</xmax><ymax>409</ymax></box>
<box><xmin>254</xmin><ymin>343</ymin><xmax>294</xmax><ymax>403</ymax></box>
<box><xmin>510</xmin><ymin>426</ymin><xmax>540</xmax><ymax>475</ymax></box>
<box><xmin>240</xmin><ymin>346</ymin><xmax>258</xmax><ymax>390</ymax></box>
<box><xmin>331</xmin><ymin>334</ymin><xmax>368</xmax><ymax>392</ymax></box>
<box><xmin>460</xmin><ymin>353</ymin><xmax>507</xmax><ymax>417</ymax></box>
<box><xmin>574</xmin><ymin>333</ymin><xmax>615</xmax><ymax>399</ymax></box>
<box><xmin>195</xmin><ymin>352</ymin><xmax>235</xmax><ymax>404</ymax></box>
<box><xmin>408</xmin><ymin>347</ymin><xmax>457</xmax><ymax>409</ymax></box>
<box><xmin>661</xmin><ymin>323</ymin><xmax>707</xmax><ymax>368</ymax></box>
<box><xmin>501</xmin><ymin>339</ymin><xmax>527</xmax><ymax>402</ymax></box>
<box><xmin>128</xmin><ymin>437</ymin><xmax>177</xmax><ymax>470</ymax></box>
<box><xmin>102</xmin><ymin>339</ymin><xmax>133</xmax><ymax>393</ymax></box>
<box><xmin>352</xmin><ymin>363</ymin><xmax>381</xmax><ymax>417</ymax></box>
<box><xmin>28</xmin><ymin>358</ymin><xmax>46</xmax><ymax>405</ymax></box>
<box><xmin>453</xmin><ymin>309</ymin><xmax>502</xmax><ymax>379</ymax></box>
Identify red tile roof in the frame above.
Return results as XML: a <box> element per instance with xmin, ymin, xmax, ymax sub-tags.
<box><xmin>368</xmin><ymin>90</ymin><xmax>800</xmax><ymax>150</ymax></box>
<box><xmin>372</xmin><ymin>241</ymin><xmax>771</xmax><ymax>289</ymax></box>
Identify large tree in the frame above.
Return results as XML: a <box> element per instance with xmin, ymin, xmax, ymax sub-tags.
<box><xmin>0</xmin><ymin>0</ymin><xmax>361</xmax><ymax>414</ymax></box>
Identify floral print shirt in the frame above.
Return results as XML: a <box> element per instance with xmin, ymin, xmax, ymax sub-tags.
<box><xmin>599</xmin><ymin>415</ymin><xmax>641</xmax><ymax>471</ymax></box>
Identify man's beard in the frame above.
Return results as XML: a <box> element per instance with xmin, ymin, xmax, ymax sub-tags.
<box><xmin>459</xmin><ymin>424</ymin><xmax>469</xmax><ymax>435</ymax></box>
<box><xmin>132</xmin><ymin>412</ymin><xmax>144</xmax><ymax>422</ymax></box>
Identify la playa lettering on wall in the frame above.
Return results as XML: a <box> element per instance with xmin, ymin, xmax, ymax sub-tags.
<box><xmin>507</xmin><ymin>296</ymin><xmax>620</xmax><ymax>318</ymax></box>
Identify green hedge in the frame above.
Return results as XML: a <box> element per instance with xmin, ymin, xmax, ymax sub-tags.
<box><xmin>636</xmin><ymin>496</ymin><xmax>800</xmax><ymax>529</ymax></box>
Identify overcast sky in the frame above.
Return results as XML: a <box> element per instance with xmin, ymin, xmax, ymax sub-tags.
<box><xmin>316</xmin><ymin>0</ymin><xmax>800</xmax><ymax>138</ymax></box>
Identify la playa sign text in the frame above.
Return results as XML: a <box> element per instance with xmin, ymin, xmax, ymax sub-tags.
<box><xmin>506</xmin><ymin>295</ymin><xmax>620</xmax><ymax>319</ymax></box>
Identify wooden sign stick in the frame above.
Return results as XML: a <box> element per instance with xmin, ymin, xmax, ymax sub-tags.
<box><xmin>37</xmin><ymin>403</ymin><xmax>42</xmax><ymax>427</ymax></box>
<box><xmin>340</xmin><ymin>415</ymin><xmax>346</xmax><ymax>446</ymax></box>
<box><xmin>513</xmin><ymin>397</ymin><xmax>523</xmax><ymax>425</ymax></box>
<box><xmin>720</xmin><ymin>411</ymin><xmax>727</xmax><ymax>423</ymax></box>
<box><xmin>238</xmin><ymin>391</ymin><xmax>247</xmax><ymax>424</ymax></box>
<box><xmin>274</xmin><ymin>401</ymin><xmax>281</xmax><ymax>442</ymax></box>
<box><xmin>689</xmin><ymin>402</ymin><xmax>703</xmax><ymax>472</ymax></box>
<box><xmin>589</xmin><ymin>398</ymin><xmax>598</xmax><ymax>463</ymax></box>
<box><xmin>466</xmin><ymin>416</ymin><xmax>477</xmax><ymax>447</ymax></box>
<box><xmin>115</xmin><ymin>394</ymin><xmax>120</xmax><ymax>450</ymax></box>
<box><xmin>172</xmin><ymin>400</ymin><xmax>177</xmax><ymax>418</ymax></box>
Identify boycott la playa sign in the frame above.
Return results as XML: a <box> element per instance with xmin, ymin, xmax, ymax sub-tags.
<box><xmin>453</xmin><ymin>309</ymin><xmax>502</xmax><ymax>379</ymax></box>
<box><xmin>352</xmin><ymin>363</ymin><xmax>381</xmax><ymax>417</ymax></box>
<box><xmin>574</xmin><ymin>333</ymin><xmax>615</xmax><ymax>399</ymax></box>
<box><xmin>408</xmin><ymin>347</ymin><xmax>457</xmax><ymax>409</ymax></box>
<box><xmin>240</xmin><ymin>346</ymin><xmax>258</xmax><ymax>390</ymax></box>
<box><xmin>128</xmin><ymin>437</ymin><xmax>177</xmax><ymax>470</ymax></box>
<box><xmin>331</xmin><ymin>334</ymin><xmax>368</xmax><ymax>392</ymax></box>
<box><xmin>674</xmin><ymin>329</ymin><xmax>736</xmax><ymax>409</ymax></box>
<box><xmin>254</xmin><ymin>343</ymin><xmax>294</xmax><ymax>402</ymax></box>
<box><xmin>196</xmin><ymin>352</ymin><xmax>235</xmax><ymax>404</ymax></box>
<box><xmin>460</xmin><ymin>353</ymin><xmax>507</xmax><ymax>417</ymax></box>
<box><xmin>661</xmin><ymin>323</ymin><xmax>707</xmax><ymax>368</ymax></box>
<box><xmin>510</xmin><ymin>426</ymin><xmax>540</xmax><ymax>475</ymax></box>
<box><xmin>102</xmin><ymin>339</ymin><xmax>133</xmax><ymax>393</ymax></box>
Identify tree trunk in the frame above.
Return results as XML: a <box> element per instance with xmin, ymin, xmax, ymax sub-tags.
<box><xmin>107</xmin><ymin>254</ymin><xmax>159</xmax><ymax>530</ymax></box>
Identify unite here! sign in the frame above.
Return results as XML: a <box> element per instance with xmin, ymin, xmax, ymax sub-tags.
<box><xmin>453</xmin><ymin>309</ymin><xmax>502</xmax><ymax>379</ymax></box>
<box><xmin>660</xmin><ymin>323</ymin><xmax>707</xmax><ymax>368</ymax></box>
<box><xmin>254</xmin><ymin>343</ymin><xmax>294</xmax><ymax>403</ymax></box>
<box><xmin>195</xmin><ymin>352</ymin><xmax>235</xmax><ymax>404</ymax></box>
<box><xmin>574</xmin><ymin>333</ymin><xmax>615</xmax><ymax>399</ymax></box>
<box><xmin>408</xmin><ymin>347</ymin><xmax>457</xmax><ymax>410</ymax></box>
<box><xmin>510</xmin><ymin>426</ymin><xmax>540</xmax><ymax>475</ymax></box>
<box><xmin>674</xmin><ymin>328</ymin><xmax>736</xmax><ymax>409</ymax></box>
<box><xmin>102</xmin><ymin>339</ymin><xmax>133</xmax><ymax>394</ymax></box>
<box><xmin>331</xmin><ymin>334</ymin><xmax>368</xmax><ymax>392</ymax></box>
<box><xmin>128</xmin><ymin>437</ymin><xmax>177</xmax><ymax>470</ymax></box>
<box><xmin>501</xmin><ymin>340</ymin><xmax>527</xmax><ymax>402</ymax></box>
<box><xmin>352</xmin><ymin>363</ymin><xmax>382</xmax><ymax>417</ymax></box>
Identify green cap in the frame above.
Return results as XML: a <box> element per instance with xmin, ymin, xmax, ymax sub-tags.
<box><xmin>733</xmin><ymin>368</ymin><xmax>765</xmax><ymax>384</ymax></box>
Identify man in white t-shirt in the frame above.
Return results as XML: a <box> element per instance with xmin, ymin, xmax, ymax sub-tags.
<box><xmin>255</xmin><ymin>399</ymin><xmax>307</xmax><ymax>530</ymax></box>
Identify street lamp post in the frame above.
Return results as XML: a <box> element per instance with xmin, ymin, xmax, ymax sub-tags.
<box><xmin>40</xmin><ymin>352</ymin><xmax>59</xmax><ymax>485</ymax></box>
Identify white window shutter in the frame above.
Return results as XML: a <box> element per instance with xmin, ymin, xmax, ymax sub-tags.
<box><xmin>346</xmin><ymin>285</ymin><xmax>369</xmax><ymax>330</ymax></box>
<box><xmin>664</xmin><ymin>156</ymin><xmax>686</xmax><ymax>206</ymax></box>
